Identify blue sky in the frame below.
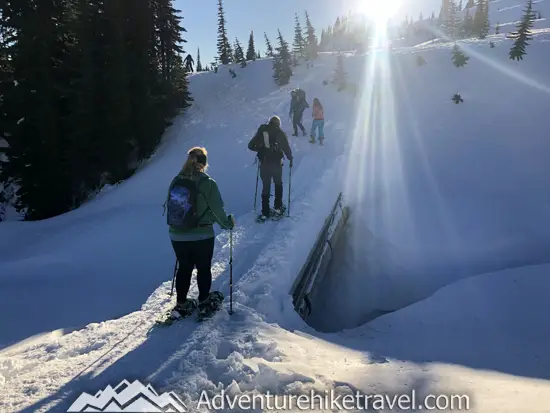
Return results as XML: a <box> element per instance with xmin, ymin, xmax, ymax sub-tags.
<box><xmin>175</xmin><ymin>0</ymin><xmax>441</xmax><ymax>66</ymax></box>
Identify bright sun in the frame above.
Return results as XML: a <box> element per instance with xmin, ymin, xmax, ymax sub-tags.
<box><xmin>356</xmin><ymin>0</ymin><xmax>401</xmax><ymax>22</ymax></box>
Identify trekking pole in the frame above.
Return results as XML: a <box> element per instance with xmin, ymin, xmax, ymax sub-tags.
<box><xmin>229</xmin><ymin>229</ymin><xmax>233</xmax><ymax>315</ymax></box>
<box><xmin>169</xmin><ymin>259</ymin><xmax>178</xmax><ymax>296</ymax></box>
<box><xmin>253</xmin><ymin>159</ymin><xmax>260</xmax><ymax>211</ymax></box>
<box><xmin>287</xmin><ymin>163</ymin><xmax>292</xmax><ymax>217</ymax></box>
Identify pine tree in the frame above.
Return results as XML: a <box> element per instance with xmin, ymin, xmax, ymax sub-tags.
<box><xmin>451</xmin><ymin>44</ymin><xmax>470</xmax><ymax>66</ymax></box>
<box><xmin>509</xmin><ymin>0</ymin><xmax>535</xmax><ymax>61</ymax></box>
<box><xmin>246</xmin><ymin>31</ymin><xmax>256</xmax><ymax>61</ymax></box>
<box><xmin>272</xmin><ymin>29</ymin><xmax>292</xmax><ymax>85</ymax></box>
<box><xmin>445</xmin><ymin>0</ymin><xmax>461</xmax><ymax>39</ymax></box>
<box><xmin>234</xmin><ymin>38</ymin><xmax>246</xmax><ymax>67</ymax></box>
<box><xmin>0</xmin><ymin>0</ymin><xmax>192</xmax><ymax>220</ymax></box>
<box><xmin>292</xmin><ymin>13</ymin><xmax>306</xmax><ymax>62</ymax></box>
<box><xmin>333</xmin><ymin>54</ymin><xmax>347</xmax><ymax>91</ymax></box>
<box><xmin>495</xmin><ymin>22</ymin><xmax>500</xmax><ymax>34</ymax></box>
<box><xmin>473</xmin><ymin>0</ymin><xmax>490</xmax><ymax>38</ymax></box>
<box><xmin>462</xmin><ymin>9</ymin><xmax>473</xmax><ymax>37</ymax></box>
<box><xmin>304</xmin><ymin>11</ymin><xmax>319</xmax><ymax>61</ymax></box>
<box><xmin>216</xmin><ymin>0</ymin><xmax>232</xmax><ymax>64</ymax></box>
<box><xmin>264</xmin><ymin>32</ymin><xmax>274</xmax><ymax>57</ymax></box>
<box><xmin>196</xmin><ymin>48</ymin><xmax>203</xmax><ymax>71</ymax></box>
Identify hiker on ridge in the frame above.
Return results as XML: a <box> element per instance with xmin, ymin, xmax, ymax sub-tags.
<box><xmin>164</xmin><ymin>146</ymin><xmax>235</xmax><ymax>319</ymax></box>
<box><xmin>289</xmin><ymin>89</ymin><xmax>309</xmax><ymax>137</ymax></box>
<box><xmin>248</xmin><ymin>116</ymin><xmax>293</xmax><ymax>221</ymax></box>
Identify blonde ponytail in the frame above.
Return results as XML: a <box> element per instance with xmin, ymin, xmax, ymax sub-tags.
<box><xmin>182</xmin><ymin>146</ymin><xmax>208</xmax><ymax>176</ymax></box>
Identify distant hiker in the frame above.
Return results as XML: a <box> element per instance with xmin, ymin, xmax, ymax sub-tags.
<box><xmin>248</xmin><ymin>116</ymin><xmax>293</xmax><ymax>221</ymax></box>
<box><xmin>310</xmin><ymin>98</ymin><xmax>325</xmax><ymax>145</ymax></box>
<box><xmin>184</xmin><ymin>54</ymin><xmax>195</xmax><ymax>72</ymax></box>
<box><xmin>289</xmin><ymin>89</ymin><xmax>309</xmax><ymax>136</ymax></box>
<box><xmin>165</xmin><ymin>146</ymin><xmax>235</xmax><ymax>319</ymax></box>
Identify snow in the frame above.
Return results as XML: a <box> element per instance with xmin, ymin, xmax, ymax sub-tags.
<box><xmin>2</xmin><ymin>0</ymin><xmax>550</xmax><ymax>411</ymax></box>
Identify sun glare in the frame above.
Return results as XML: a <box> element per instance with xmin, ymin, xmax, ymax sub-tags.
<box><xmin>356</xmin><ymin>0</ymin><xmax>401</xmax><ymax>22</ymax></box>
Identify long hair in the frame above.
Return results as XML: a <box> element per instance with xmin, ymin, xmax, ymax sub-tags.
<box><xmin>181</xmin><ymin>146</ymin><xmax>208</xmax><ymax>176</ymax></box>
<box><xmin>313</xmin><ymin>97</ymin><xmax>323</xmax><ymax>111</ymax></box>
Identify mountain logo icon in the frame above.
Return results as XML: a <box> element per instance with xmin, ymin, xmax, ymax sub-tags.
<box><xmin>67</xmin><ymin>379</ymin><xmax>187</xmax><ymax>412</ymax></box>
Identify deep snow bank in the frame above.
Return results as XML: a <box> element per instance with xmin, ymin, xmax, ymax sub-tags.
<box><xmin>308</xmin><ymin>27</ymin><xmax>550</xmax><ymax>332</ymax></box>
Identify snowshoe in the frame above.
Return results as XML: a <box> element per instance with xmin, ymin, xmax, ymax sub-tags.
<box><xmin>197</xmin><ymin>291</ymin><xmax>224</xmax><ymax>321</ymax></box>
<box><xmin>271</xmin><ymin>205</ymin><xmax>286</xmax><ymax>220</ymax></box>
<box><xmin>156</xmin><ymin>298</ymin><xmax>197</xmax><ymax>326</ymax></box>
<box><xmin>256</xmin><ymin>213</ymin><xmax>269</xmax><ymax>223</ymax></box>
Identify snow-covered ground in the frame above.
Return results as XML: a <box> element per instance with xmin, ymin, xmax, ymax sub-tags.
<box><xmin>2</xmin><ymin>0</ymin><xmax>550</xmax><ymax>411</ymax></box>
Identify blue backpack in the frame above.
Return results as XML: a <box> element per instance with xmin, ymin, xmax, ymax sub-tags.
<box><xmin>165</xmin><ymin>174</ymin><xmax>207</xmax><ymax>230</ymax></box>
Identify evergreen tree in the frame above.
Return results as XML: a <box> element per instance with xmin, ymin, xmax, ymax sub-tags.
<box><xmin>216</xmin><ymin>0</ymin><xmax>232</xmax><ymax>64</ymax></box>
<box><xmin>445</xmin><ymin>0</ymin><xmax>461</xmax><ymax>39</ymax></box>
<box><xmin>246</xmin><ymin>31</ymin><xmax>256</xmax><ymax>61</ymax></box>
<box><xmin>509</xmin><ymin>0</ymin><xmax>535</xmax><ymax>61</ymax></box>
<box><xmin>257</xmin><ymin>51</ymin><xmax>261</xmax><ymax>58</ymax></box>
<box><xmin>451</xmin><ymin>44</ymin><xmax>470</xmax><ymax>66</ymax></box>
<box><xmin>264</xmin><ymin>32</ymin><xmax>274</xmax><ymax>57</ymax></box>
<box><xmin>333</xmin><ymin>54</ymin><xmax>347</xmax><ymax>91</ymax></box>
<box><xmin>0</xmin><ymin>0</ymin><xmax>192</xmax><ymax>220</ymax></box>
<box><xmin>234</xmin><ymin>37</ymin><xmax>246</xmax><ymax>67</ymax></box>
<box><xmin>272</xmin><ymin>29</ymin><xmax>292</xmax><ymax>85</ymax></box>
<box><xmin>304</xmin><ymin>10</ymin><xmax>319</xmax><ymax>60</ymax></box>
<box><xmin>473</xmin><ymin>0</ymin><xmax>490</xmax><ymax>38</ymax></box>
<box><xmin>196</xmin><ymin>47</ymin><xmax>203</xmax><ymax>71</ymax></box>
<box><xmin>495</xmin><ymin>22</ymin><xmax>500</xmax><ymax>34</ymax></box>
<box><xmin>292</xmin><ymin>13</ymin><xmax>306</xmax><ymax>62</ymax></box>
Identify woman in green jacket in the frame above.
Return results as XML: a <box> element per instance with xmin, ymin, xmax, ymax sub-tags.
<box><xmin>166</xmin><ymin>146</ymin><xmax>235</xmax><ymax>318</ymax></box>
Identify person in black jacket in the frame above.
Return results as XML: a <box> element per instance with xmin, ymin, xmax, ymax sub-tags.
<box><xmin>289</xmin><ymin>89</ymin><xmax>309</xmax><ymax>136</ymax></box>
<box><xmin>248</xmin><ymin>116</ymin><xmax>293</xmax><ymax>220</ymax></box>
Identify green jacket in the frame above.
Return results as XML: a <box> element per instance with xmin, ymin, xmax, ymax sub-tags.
<box><xmin>167</xmin><ymin>171</ymin><xmax>233</xmax><ymax>242</ymax></box>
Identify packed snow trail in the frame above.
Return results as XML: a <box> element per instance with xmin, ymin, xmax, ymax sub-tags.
<box><xmin>0</xmin><ymin>54</ymin><xmax>357</xmax><ymax>412</ymax></box>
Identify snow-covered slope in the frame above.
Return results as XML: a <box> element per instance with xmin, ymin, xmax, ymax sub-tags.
<box><xmin>2</xmin><ymin>0</ymin><xmax>550</xmax><ymax>411</ymax></box>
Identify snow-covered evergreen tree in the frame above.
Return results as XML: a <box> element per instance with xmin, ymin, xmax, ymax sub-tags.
<box><xmin>264</xmin><ymin>32</ymin><xmax>274</xmax><ymax>57</ymax></box>
<box><xmin>216</xmin><ymin>0</ymin><xmax>232</xmax><ymax>64</ymax></box>
<box><xmin>196</xmin><ymin>48</ymin><xmax>203</xmax><ymax>72</ymax></box>
<box><xmin>451</xmin><ymin>44</ymin><xmax>470</xmax><ymax>66</ymax></box>
<box><xmin>304</xmin><ymin>11</ymin><xmax>319</xmax><ymax>61</ymax></box>
<box><xmin>509</xmin><ymin>0</ymin><xmax>536</xmax><ymax>61</ymax></box>
<box><xmin>246</xmin><ymin>31</ymin><xmax>256</xmax><ymax>61</ymax></box>
<box><xmin>272</xmin><ymin>29</ymin><xmax>292</xmax><ymax>85</ymax></box>
<box><xmin>234</xmin><ymin>38</ymin><xmax>246</xmax><ymax>67</ymax></box>
<box><xmin>472</xmin><ymin>0</ymin><xmax>490</xmax><ymax>38</ymax></box>
<box><xmin>292</xmin><ymin>13</ymin><xmax>306</xmax><ymax>62</ymax></box>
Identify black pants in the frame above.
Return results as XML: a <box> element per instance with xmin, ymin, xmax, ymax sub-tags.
<box><xmin>171</xmin><ymin>237</ymin><xmax>215</xmax><ymax>303</ymax></box>
<box><xmin>292</xmin><ymin>111</ymin><xmax>306</xmax><ymax>135</ymax></box>
<box><xmin>260</xmin><ymin>161</ymin><xmax>283</xmax><ymax>215</ymax></box>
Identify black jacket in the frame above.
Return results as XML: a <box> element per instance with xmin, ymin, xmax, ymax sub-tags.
<box><xmin>248</xmin><ymin>123</ymin><xmax>293</xmax><ymax>163</ymax></box>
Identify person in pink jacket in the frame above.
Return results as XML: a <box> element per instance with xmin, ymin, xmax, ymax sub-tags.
<box><xmin>310</xmin><ymin>98</ymin><xmax>325</xmax><ymax>145</ymax></box>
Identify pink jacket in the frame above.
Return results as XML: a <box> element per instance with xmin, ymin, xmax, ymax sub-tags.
<box><xmin>312</xmin><ymin>104</ymin><xmax>324</xmax><ymax>120</ymax></box>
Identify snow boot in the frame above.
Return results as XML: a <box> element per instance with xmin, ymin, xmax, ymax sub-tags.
<box><xmin>272</xmin><ymin>204</ymin><xmax>286</xmax><ymax>216</ymax></box>
<box><xmin>309</xmin><ymin>135</ymin><xmax>315</xmax><ymax>143</ymax></box>
<box><xmin>319</xmin><ymin>137</ymin><xmax>324</xmax><ymax>146</ymax></box>
<box><xmin>256</xmin><ymin>211</ymin><xmax>271</xmax><ymax>222</ymax></box>
<box><xmin>197</xmin><ymin>291</ymin><xmax>224</xmax><ymax>321</ymax></box>
<box><xmin>171</xmin><ymin>298</ymin><xmax>198</xmax><ymax>319</ymax></box>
